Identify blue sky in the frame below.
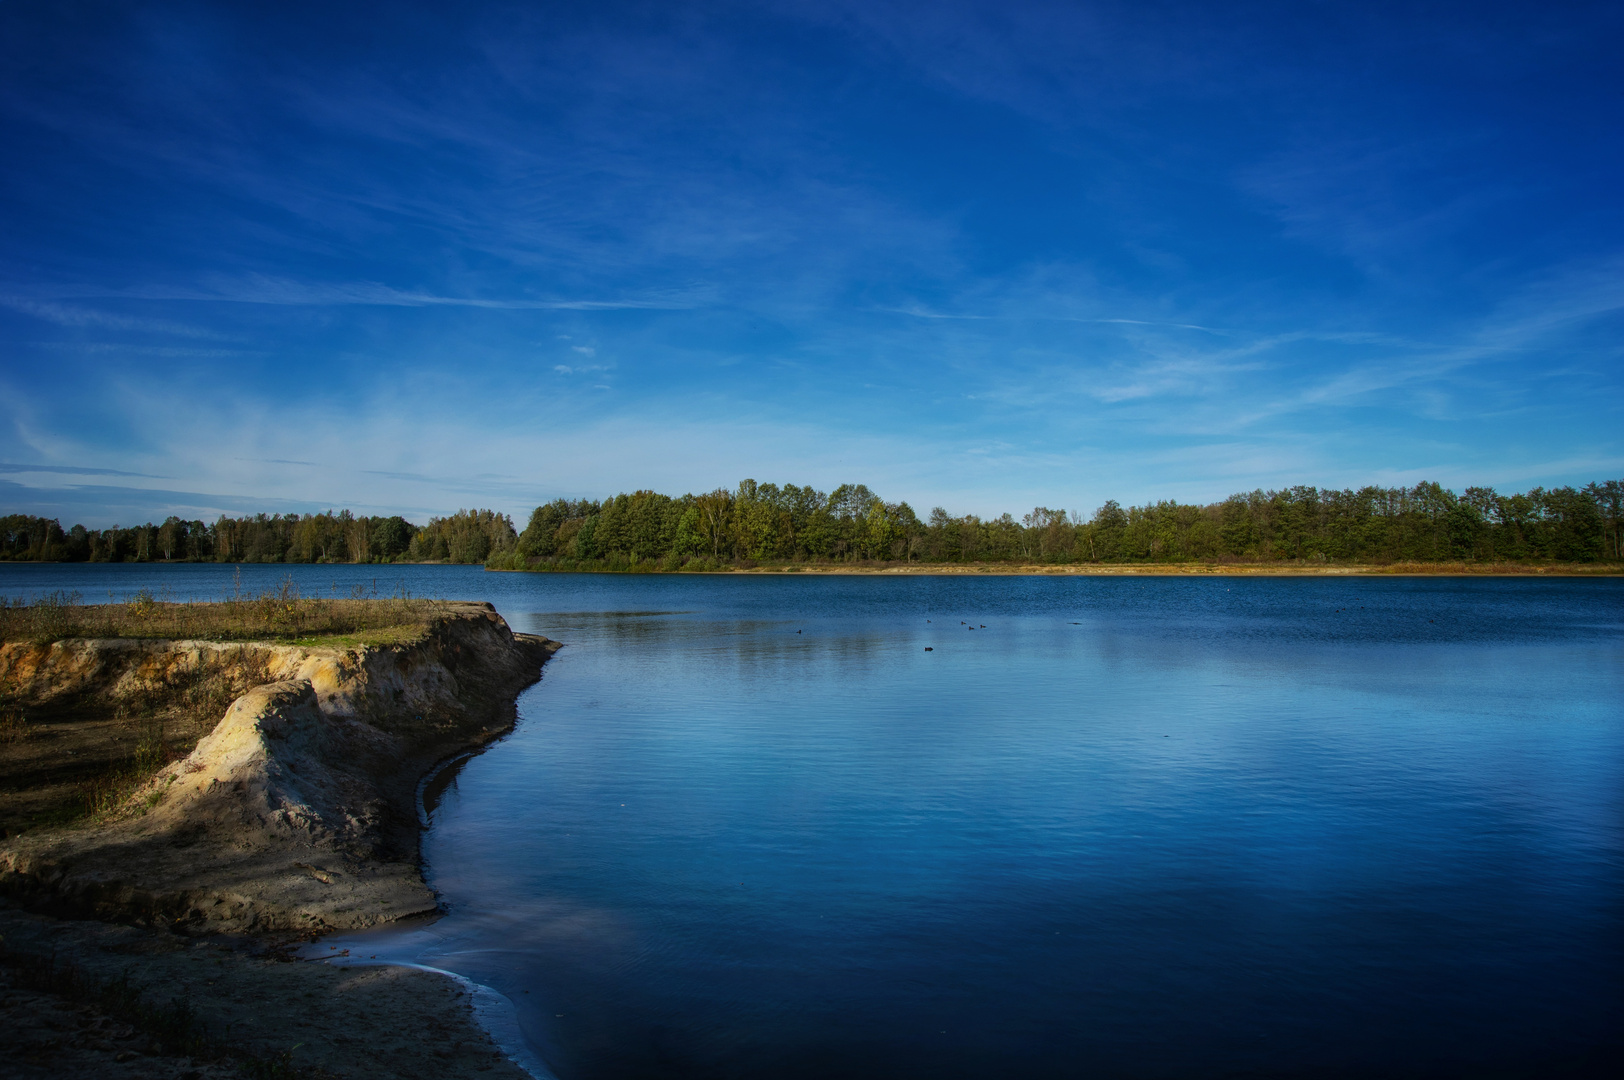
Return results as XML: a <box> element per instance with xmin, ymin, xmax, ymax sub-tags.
<box><xmin>1</xmin><ymin>0</ymin><xmax>1620</xmax><ymax>527</ymax></box>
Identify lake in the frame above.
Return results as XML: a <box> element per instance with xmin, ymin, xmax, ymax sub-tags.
<box><xmin>4</xmin><ymin>564</ymin><xmax>1621</xmax><ymax>1078</ymax></box>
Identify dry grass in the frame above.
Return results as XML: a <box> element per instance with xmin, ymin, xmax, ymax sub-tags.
<box><xmin>0</xmin><ymin>577</ymin><xmax>448</xmax><ymax>645</ymax></box>
<box><xmin>80</xmin><ymin>648</ymin><xmax>282</xmax><ymax>820</ymax></box>
<box><xmin>729</xmin><ymin>559</ymin><xmax>1624</xmax><ymax>576</ymax></box>
<box><xmin>0</xmin><ymin>647</ymin><xmax>281</xmax><ymax>828</ymax></box>
<box><xmin>1367</xmin><ymin>560</ymin><xmax>1622</xmax><ymax>575</ymax></box>
<box><xmin>78</xmin><ymin>714</ymin><xmax>173</xmax><ymax>819</ymax></box>
<box><xmin>0</xmin><ymin>699</ymin><xmax>28</xmax><ymax>743</ymax></box>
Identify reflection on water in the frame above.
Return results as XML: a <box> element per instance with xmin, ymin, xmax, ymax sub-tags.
<box><xmin>5</xmin><ymin>566</ymin><xmax>1621</xmax><ymax>1078</ymax></box>
<box><xmin>419</xmin><ymin>753</ymin><xmax>472</xmax><ymax>823</ymax></box>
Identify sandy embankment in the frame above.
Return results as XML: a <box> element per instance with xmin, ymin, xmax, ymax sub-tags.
<box><xmin>0</xmin><ymin>602</ymin><xmax>558</xmax><ymax>1078</ymax></box>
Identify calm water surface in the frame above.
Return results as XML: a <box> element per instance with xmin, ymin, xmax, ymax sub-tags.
<box><xmin>5</xmin><ymin>565</ymin><xmax>1622</xmax><ymax>1078</ymax></box>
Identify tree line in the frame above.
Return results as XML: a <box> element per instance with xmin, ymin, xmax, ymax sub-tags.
<box><xmin>489</xmin><ymin>478</ymin><xmax>1624</xmax><ymax>569</ymax></box>
<box><xmin>0</xmin><ymin>509</ymin><xmax>515</xmax><ymax>564</ymax></box>
<box><xmin>4</xmin><ymin>478</ymin><xmax>1621</xmax><ymax>568</ymax></box>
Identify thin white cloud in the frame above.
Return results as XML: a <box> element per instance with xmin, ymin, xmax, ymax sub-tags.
<box><xmin>873</xmin><ymin>305</ymin><xmax>991</xmax><ymax>320</ymax></box>
<box><xmin>0</xmin><ymin>279</ymin><xmax>701</xmax><ymax>311</ymax></box>
<box><xmin>0</xmin><ymin>461</ymin><xmax>170</xmax><ymax>479</ymax></box>
<box><xmin>0</xmin><ymin>296</ymin><xmax>227</xmax><ymax>339</ymax></box>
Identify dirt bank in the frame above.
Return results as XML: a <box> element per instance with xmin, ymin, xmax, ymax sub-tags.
<box><xmin>0</xmin><ymin>601</ymin><xmax>558</xmax><ymax>932</ymax></box>
<box><xmin>0</xmin><ymin>601</ymin><xmax>557</xmax><ymax>1077</ymax></box>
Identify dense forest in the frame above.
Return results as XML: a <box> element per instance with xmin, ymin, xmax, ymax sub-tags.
<box><xmin>0</xmin><ymin>509</ymin><xmax>514</xmax><ymax>565</ymax></box>
<box><xmin>3</xmin><ymin>479</ymin><xmax>1621</xmax><ymax>568</ymax></box>
<box><xmin>490</xmin><ymin>478</ymin><xmax>1624</xmax><ymax>569</ymax></box>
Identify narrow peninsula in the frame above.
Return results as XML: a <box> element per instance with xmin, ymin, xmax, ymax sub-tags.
<box><xmin>1</xmin><ymin>593</ymin><xmax>559</xmax><ymax>1079</ymax></box>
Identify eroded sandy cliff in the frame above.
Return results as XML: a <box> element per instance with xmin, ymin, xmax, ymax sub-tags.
<box><xmin>0</xmin><ymin>602</ymin><xmax>557</xmax><ymax>932</ymax></box>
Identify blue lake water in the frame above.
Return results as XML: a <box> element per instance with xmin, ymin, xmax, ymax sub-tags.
<box><xmin>4</xmin><ymin>564</ymin><xmax>1622</xmax><ymax>1078</ymax></box>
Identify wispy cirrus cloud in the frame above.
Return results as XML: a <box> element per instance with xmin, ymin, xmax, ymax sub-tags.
<box><xmin>0</xmin><ymin>461</ymin><xmax>170</xmax><ymax>479</ymax></box>
<box><xmin>0</xmin><ymin>0</ymin><xmax>1618</xmax><ymax>527</ymax></box>
<box><xmin>0</xmin><ymin>296</ymin><xmax>226</xmax><ymax>338</ymax></box>
<box><xmin>0</xmin><ymin>278</ymin><xmax>703</xmax><ymax>311</ymax></box>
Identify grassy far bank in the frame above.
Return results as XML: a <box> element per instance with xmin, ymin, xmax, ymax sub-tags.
<box><xmin>487</xmin><ymin>555</ymin><xmax>1624</xmax><ymax>575</ymax></box>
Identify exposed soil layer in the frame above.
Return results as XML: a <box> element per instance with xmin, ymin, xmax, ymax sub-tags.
<box><xmin>0</xmin><ymin>602</ymin><xmax>557</xmax><ymax>932</ymax></box>
<box><xmin>0</xmin><ymin>602</ymin><xmax>558</xmax><ymax>1078</ymax></box>
<box><xmin>0</xmin><ymin>643</ymin><xmax>272</xmax><ymax>836</ymax></box>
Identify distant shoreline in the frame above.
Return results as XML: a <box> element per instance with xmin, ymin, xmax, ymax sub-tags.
<box><xmin>489</xmin><ymin>561</ymin><xmax>1624</xmax><ymax>577</ymax></box>
<box><xmin>3</xmin><ymin>559</ymin><xmax>1615</xmax><ymax>578</ymax></box>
